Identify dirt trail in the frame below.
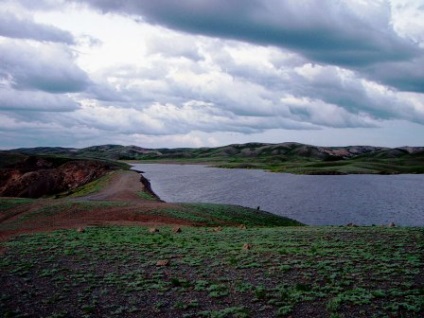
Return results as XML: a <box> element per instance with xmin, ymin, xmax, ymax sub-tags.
<box><xmin>80</xmin><ymin>170</ymin><xmax>146</xmax><ymax>201</ymax></box>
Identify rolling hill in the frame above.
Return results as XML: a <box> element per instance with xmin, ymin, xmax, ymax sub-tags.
<box><xmin>4</xmin><ymin>142</ymin><xmax>424</xmax><ymax>174</ymax></box>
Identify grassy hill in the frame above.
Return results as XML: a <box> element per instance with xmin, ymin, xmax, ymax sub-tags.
<box><xmin>6</xmin><ymin>142</ymin><xmax>424</xmax><ymax>174</ymax></box>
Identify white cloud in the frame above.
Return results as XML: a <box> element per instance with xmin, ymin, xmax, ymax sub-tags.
<box><xmin>0</xmin><ymin>87</ymin><xmax>79</xmax><ymax>112</ymax></box>
<box><xmin>0</xmin><ymin>0</ymin><xmax>423</xmax><ymax>149</ymax></box>
<box><xmin>281</xmin><ymin>95</ymin><xmax>378</xmax><ymax>128</ymax></box>
<box><xmin>390</xmin><ymin>0</ymin><xmax>424</xmax><ymax>44</ymax></box>
<box><xmin>0</xmin><ymin>9</ymin><xmax>74</xmax><ymax>43</ymax></box>
<box><xmin>0</xmin><ymin>40</ymin><xmax>90</xmax><ymax>93</ymax></box>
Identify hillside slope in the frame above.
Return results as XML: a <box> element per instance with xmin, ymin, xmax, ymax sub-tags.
<box><xmin>5</xmin><ymin>142</ymin><xmax>424</xmax><ymax>174</ymax></box>
<box><xmin>9</xmin><ymin>142</ymin><xmax>424</xmax><ymax>160</ymax></box>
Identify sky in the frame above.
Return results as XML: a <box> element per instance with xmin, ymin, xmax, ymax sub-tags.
<box><xmin>1</xmin><ymin>0</ymin><xmax>424</xmax><ymax>149</ymax></box>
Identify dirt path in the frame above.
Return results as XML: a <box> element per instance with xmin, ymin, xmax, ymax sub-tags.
<box><xmin>80</xmin><ymin>170</ymin><xmax>146</xmax><ymax>201</ymax></box>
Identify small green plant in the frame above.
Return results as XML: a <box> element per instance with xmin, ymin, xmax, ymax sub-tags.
<box><xmin>254</xmin><ymin>286</ymin><xmax>267</xmax><ymax>300</ymax></box>
<box><xmin>137</xmin><ymin>191</ymin><xmax>157</xmax><ymax>201</ymax></box>
<box><xmin>208</xmin><ymin>284</ymin><xmax>229</xmax><ymax>298</ymax></box>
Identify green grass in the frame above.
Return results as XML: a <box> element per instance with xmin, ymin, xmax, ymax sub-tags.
<box><xmin>156</xmin><ymin>202</ymin><xmax>302</xmax><ymax>227</ymax></box>
<box><xmin>137</xmin><ymin>191</ymin><xmax>157</xmax><ymax>201</ymax></box>
<box><xmin>152</xmin><ymin>155</ymin><xmax>424</xmax><ymax>175</ymax></box>
<box><xmin>0</xmin><ymin>198</ymin><xmax>34</xmax><ymax>223</ymax></box>
<box><xmin>1</xmin><ymin>226</ymin><xmax>423</xmax><ymax>317</ymax></box>
<box><xmin>179</xmin><ymin>203</ymin><xmax>303</xmax><ymax>226</ymax></box>
<box><xmin>0</xmin><ymin>198</ymin><xmax>34</xmax><ymax>212</ymax></box>
<box><xmin>154</xmin><ymin>203</ymin><xmax>303</xmax><ymax>227</ymax></box>
<box><xmin>67</xmin><ymin>173</ymin><xmax>114</xmax><ymax>198</ymax></box>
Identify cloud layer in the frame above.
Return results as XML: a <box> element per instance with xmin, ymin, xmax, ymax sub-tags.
<box><xmin>0</xmin><ymin>0</ymin><xmax>423</xmax><ymax>149</ymax></box>
<box><xmin>76</xmin><ymin>0</ymin><xmax>424</xmax><ymax>92</ymax></box>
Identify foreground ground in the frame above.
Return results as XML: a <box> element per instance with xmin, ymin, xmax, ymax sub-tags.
<box><xmin>1</xmin><ymin>226</ymin><xmax>423</xmax><ymax>317</ymax></box>
<box><xmin>1</xmin><ymin>169</ymin><xmax>423</xmax><ymax>317</ymax></box>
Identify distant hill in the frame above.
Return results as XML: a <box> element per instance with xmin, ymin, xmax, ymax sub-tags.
<box><xmin>8</xmin><ymin>145</ymin><xmax>158</xmax><ymax>161</ymax></box>
<box><xmin>4</xmin><ymin>142</ymin><xmax>424</xmax><ymax>174</ymax></box>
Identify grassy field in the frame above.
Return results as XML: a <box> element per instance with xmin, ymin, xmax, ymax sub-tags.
<box><xmin>137</xmin><ymin>156</ymin><xmax>424</xmax><ymax>175</ymax></box>
<box><xmin>211</xmin><ymin>156</ymin><xmax>424</xmax><ymax>175</ymax></box>
<box><xmin>0</xmin><ymin>198</ymin><xmax>300</xmax><ymax>234</ymax></box>
<box><xmin>1</xmin><ymin>225</ymin><xmax>423</xmax><ymax>317</ymax></box>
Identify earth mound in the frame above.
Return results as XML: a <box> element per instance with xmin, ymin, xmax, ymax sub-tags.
<box><xmin>0</xmin><ymin>155</ymin><xmax>117</xmax><ymax>198</ymax></box>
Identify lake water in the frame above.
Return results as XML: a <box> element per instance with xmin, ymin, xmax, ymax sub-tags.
<box><xmin>133</xmin><ymin>164</ymin><xmax>424</xmax><ymax>226</ymax></box>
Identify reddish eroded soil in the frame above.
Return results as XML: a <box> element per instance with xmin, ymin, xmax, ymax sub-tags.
<box><xmin>0</xmin><ymin>156</ymin><xmax>115</xmax><ymax>198</ymax></box>
<box><xmin>0</xmin><ymin>170</ymin><xmax>197</xmax><ymax>241</ymax></box>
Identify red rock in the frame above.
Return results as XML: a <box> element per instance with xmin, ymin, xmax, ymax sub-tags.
<box><xmin>156</xmin><ymin>259</ymin><xmax>170</xmax><ymax>266</ymax></box>
<box><xmin>172</xmin><ymin>227</ymin><xmax>182</xmax><ymax>233</ymax></box>
<box><xmin>242</xmin><ymin>243</ymin><xmax>252</xmax><ymax>250</ymax></box>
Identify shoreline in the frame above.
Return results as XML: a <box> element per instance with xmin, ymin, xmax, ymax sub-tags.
<box><xmin>132</xmin><ymin>168</ymin><xmax>163</xmax><ymax>202</ymax></box>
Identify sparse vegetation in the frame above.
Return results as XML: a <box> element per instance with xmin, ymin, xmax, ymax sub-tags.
<box><xmin>159</xmin><ymin>203</ymin><xmax>302</xmax><ymax>227</ymax></box>
<box><xmin>137</xmin><ymin>191</ymin><xmax>158</xmax><ymax>201</ymax></box>
<box><xmin>1</xmin><ymin>226</ymin><xmax>422</xmax><ymax>317</ymax></box>
<box><xmin>67</xmin><ymin>173</ymin><xmax>114</xmax><ymax>198</ymax></box>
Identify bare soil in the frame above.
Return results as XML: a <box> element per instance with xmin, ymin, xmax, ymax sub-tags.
<box><xmin>80</xmin><ymin>170</ymin><xmax>149</xmax><ymax>201</ymax></box>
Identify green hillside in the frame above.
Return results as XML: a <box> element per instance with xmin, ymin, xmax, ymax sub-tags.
<box><xmin>6</xmin><ymin>142</ymin><xmax>424</xmax><ymax>174</ymax></box>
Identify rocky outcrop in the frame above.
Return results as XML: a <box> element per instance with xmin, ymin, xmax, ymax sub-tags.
<box><xmin>0</xmin><ymin>156</ymin><xmax>116</xmax><ymax>198</ymax></box>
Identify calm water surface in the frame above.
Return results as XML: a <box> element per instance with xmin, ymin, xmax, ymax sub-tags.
<box><xmin>133</xmin><ymin>164</ymin><xmax>424</xmax><ymax>226</ymax></box>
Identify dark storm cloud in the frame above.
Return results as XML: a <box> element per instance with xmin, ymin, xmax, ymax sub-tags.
<box><xmin>74</xmin><ymin>0</ymin><xmax>424</xmax><ymax>92</ymax></box>
<box><xmin>0</xmin><ymin>12</ymin><xmax>75</xmax><ymax>43</ymax></box>
<box><xmin>0</xmin><ymin>41</ymin><xmax>90</xmax><ymax>93</ymax></box>
<box><xmin>364</xmin><ymin>57</ymin><xmax>424</xmax><ymax>93</ymax></box>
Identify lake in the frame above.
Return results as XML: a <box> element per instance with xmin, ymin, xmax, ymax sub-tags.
<box><xmin>132</xmin><ymin>163</ymin><xmax>424</xmax><ymax>226</ymax></box>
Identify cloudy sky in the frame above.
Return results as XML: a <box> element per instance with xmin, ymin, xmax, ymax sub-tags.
<box><xmin>1</xmin><ymin>0</ymin><xmax>424</xmax><ymax>149</ymax></box>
